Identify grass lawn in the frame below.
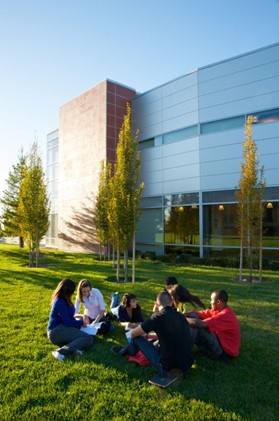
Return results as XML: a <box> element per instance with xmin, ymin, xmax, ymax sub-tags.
<box><xmin>0</xmin><ymin>244</ymin><xmax>278</xmax><ymax>421</ymax></box>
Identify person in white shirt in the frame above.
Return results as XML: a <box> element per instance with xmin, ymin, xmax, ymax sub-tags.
<box><xmin>75</xmin><ymin>279</ymin><xmax>106</xmax><ymax>324</ymax></box>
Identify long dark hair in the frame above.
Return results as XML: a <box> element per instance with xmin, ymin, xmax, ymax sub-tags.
<box><xmin>51</xmin><ymin>278</ymin><xmax>76</xmax><ymax>306</ymax></box>
<box><xmin>171</xmin><ymin>284</ymin><xmax>205</xmax><ymax>309</ymax></box>
<box><xmin>121</xmin><ymin>293</ymin><xmax>142</xmax><ymax>322</ymax></box>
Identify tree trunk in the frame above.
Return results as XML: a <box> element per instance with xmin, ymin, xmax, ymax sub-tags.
<box><xmin>112</xmin><ymin>245</ymin><xmax>115</xmax><ymax>268</ymax></box>
<box><xmin>124</xmin><ymin>249</ymin><xmax>128</xmax><ymax>282</ymax></box>
<box><xmin>116</xmin><ymin>248</ymin><xmax>120</xmax><ymax>282</ymax></box>
<box><xmin>239</xmin><ymin>236</ymin><xmax>243</xmax><ymax>282</ymax></box>
<box><xmin>19</xmin><ymin>236</ymin><xmax>24</xmax><ymax>248</ymax></box>
<box><xmin>132</xmin><ymin>232</ymin><xmax>136</xmax><ymax>283</ymax></box>
<box><xmin>259</xmin><ymin>204</ymin><xmax>263</xmax><ymax>282</ymax></box>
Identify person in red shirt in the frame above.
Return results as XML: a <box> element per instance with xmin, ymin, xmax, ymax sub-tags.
<box><xmin>186</xmin><ymin>289</ymin><xmax>240</xmax><ymax>361</ymax></box>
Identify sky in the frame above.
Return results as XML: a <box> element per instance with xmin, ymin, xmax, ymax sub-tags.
<box><xmin>0</xmin><ymin>0</ymin><xmax>279</xmax><ymax>202</ymax></box>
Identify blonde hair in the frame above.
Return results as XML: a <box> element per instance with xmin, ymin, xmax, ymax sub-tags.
<box><xmin>76</xmin><ymin>279</ymin><xmax>92</xmax><ymax>303</ymax></box>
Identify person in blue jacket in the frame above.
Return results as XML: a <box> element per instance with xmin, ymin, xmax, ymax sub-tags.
<box><xmin>47</xmin><ymin>278</ymin><xmax>93</xmax><ymax>361</ymax></box>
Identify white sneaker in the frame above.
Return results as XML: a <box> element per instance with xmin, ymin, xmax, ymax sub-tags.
<box><xmin>52</xmin><ymin>350</ymin><xmax>65</xmax><ymax>362</ymax></box>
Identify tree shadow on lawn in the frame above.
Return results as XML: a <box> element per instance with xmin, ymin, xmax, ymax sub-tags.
<box><xmin>0</xmin><ymin>268</ymin><xmax>58</xmax><ymax>291</ymax></box>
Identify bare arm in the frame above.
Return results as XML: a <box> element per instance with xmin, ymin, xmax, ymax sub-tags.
<box><xmin>93</xmin><ymin>310</ymin><xmax>105</xmax><ymax>324</ymax></box>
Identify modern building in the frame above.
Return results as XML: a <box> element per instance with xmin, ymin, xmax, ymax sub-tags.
<box><xmin>46</xmin><ymin>42</ymin><xmax>279</xmax><ymax>257</ymax></box>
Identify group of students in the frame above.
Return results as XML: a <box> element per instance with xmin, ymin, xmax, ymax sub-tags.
<box><xmin>47</xmin><ymin>276</ymin><xmax>241</xmax><ymax>386</ymax></box>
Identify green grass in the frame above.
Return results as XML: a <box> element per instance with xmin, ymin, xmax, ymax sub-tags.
<box><xmin>0</xmin><ymin>244</ymin><xmax>278</xmax><ymax>421</ymax></box>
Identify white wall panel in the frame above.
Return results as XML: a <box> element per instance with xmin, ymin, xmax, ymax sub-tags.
<box><xmin>200</xmin><ymin>157</ymin><xmax>241</xmax><ymax>177</ymax></box>
<box><xmin>200</xmin><ymin>128</ymin><xmax>243</xmax><ymax>149</ymax></box>
<box><xmin>199</xmin><ymin>92</ymin><xmax>279</xmax><ymax>121</ymax></box>
<box><xmin>199</xmin><ymin>76</ymin><xmax>279</xmax><ymax>109</ymax></box>
<box><xmin>200</xmin><ymin>172</ymin><xmax>240</xmax><ymax>191</ymax></box>
<box><xmin>142</xmin><ymin>181</ymin><xmax>163</xmax><ymax>197</ymax></box>
<box><xmin>163</xmin><ymin>137</ymin><xmax>199</xmax><ymax>155</ymax></box>
<box><xmin>161</xmin><ymin>72</ymin><xmax>197</xmax><ymax>96</ymax></box>
<box><xmin>137</xmin><ymin>123</ymin><xmax>163</xmax><ymax>140</ymax></box>
<box><xmin>162</xmin><ymin>85</ymin><xmax>198</xmax><ymax>108</ymax></box>
<box><xmin>265</xmin><ymin>168</ymin><xmax>279</xmax><ymax>185</ymax></box>
<box><xmin>200</xmin><ymin>143</ymin><xmax>242</xmax><ymax>162</ymax></box>
<box><xmin>163</xmin><ymin>150</ymin><xmax>199</xmax><ymax>169</ymax></box>
<box><xmin>163</xmin><ymin>163</ymin><xmax>199</xmax><ymax>182</ymax></box>
<box><xmin>162</xmin><ymin>98</ymin><xmax>198</xmax><ymax>120</ymax></box>
<box><xmin>261</xmin><ymin>152</ymin><xmax>279</xmax><ymax>169</ymax></box>
<box><xmin>162</xmin><ymin>112</ymin><xmax>198</xmax><ymax>132</ymax></box>
<box><xmin>163</xmin><ymin>177</ymin><xmax>200</xmax><ymax>194</ymax></box>
<box><xmin>199</xmin><ymin>60</ymin><xmax>279</xmax><ymax>95</ymax></box>
<box><xmin>199</xmin><ymin>44</ymin><xmax>279</xmax><ymax>82</ymax></box>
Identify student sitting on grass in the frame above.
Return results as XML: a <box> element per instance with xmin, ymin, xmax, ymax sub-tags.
<box><xmin>47</xmin><ymin>278</ymin><xmax>93</xmax><ymax>362</ymax></box>
<box><xmin>170</xmin><ymin>284</ymin><xmax>205</xmax><ymax>313</ymax></box>
<box><xmin>112</xmin><ymin>291</ymin><xmax>194</xmax><ymax>386</ymax></box>
<box><xmin>75</xmin><ymin>279</ymin><xmax>111</xmax><ymax>334</ymax></box>
<box><xmin>186</xmin><ymin>289</ymin><xmax>241</xmax><ymax>361</ymax></box>
<box><xmin>111</xmin><ymin>293</ymin><xmax>144</xmax><ymax>329</ymax></box>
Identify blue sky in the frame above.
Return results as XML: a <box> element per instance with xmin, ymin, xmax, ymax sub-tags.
<box><xmin>0</xmin><ymin>0</ymin><xmax>279</xmax><ymax>200</ymax></box>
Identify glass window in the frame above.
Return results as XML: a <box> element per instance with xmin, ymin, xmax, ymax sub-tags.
<box><xmin>138</xmin><ymin>138</ymin><xmax>155</xmax><ymax>150</ymax></box>
<box><xmin>136</xmin><ymin>208</ymin><xmax>163</xmax><ymax>244</ymax></box>
<box><xmin>203</xmin><ymin>190</ymin><xmax>236</xmax><ymax>204</ymax></box>
<box><xmin>167</xmin><ymin>192</ymin><xmax>199</xmax><ymax>206</ymax></box>
<box><xmin>140</xmin><ymin>196</ymin><xmax>163</xmax><ymax>208</ymax></box>
<box><xmin>253</xmin><ymin>108</ymin><xmax>279</xmax><ymax>124</ymax></box>
<box><xmin>47</xmin><ymin>129</ymin><xmax>59</xmax><ymax>143</ymax></box>
<box><xmin>165</xmin><ymin>206</ymin><xmax>199</xmax><ymax>245</ymax></box>
<box><xmin>164</xmin><ymin>125</ymin><xmax>198</xmax><ymax>144</ymax></box>
<box><xmin>201</xmin><ymin>115</ymin><xmax>245</xmax><ymax>135</ymax></box>
<box><xmin>203</xmin><ymin>204</ymin><xmax>239</xmax><ymax>247</ymax></box>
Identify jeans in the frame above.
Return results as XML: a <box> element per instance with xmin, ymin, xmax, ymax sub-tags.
<box><xmin>123</xmin><ymin>336</ymin><xmax>166</xmax><ymax>377</ymax></box>
<box><xmin>110</xmin><ymin>292</ymin><xmax>120</xmax><ymax>309</ymax></box>
<box><xmin>188</xmin><ymin>313</ymin><xmax>223</xmax><ymax>360</ymax></box>
<box><xmin>47</xmin><ymin>324</ymin><xmax>94</xmax><ymax>355</ymax></box>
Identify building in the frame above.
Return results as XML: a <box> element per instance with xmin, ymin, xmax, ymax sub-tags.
<box><xmin>46</xmin><ymin>42</ymin><xmax>279</xmax><ymax>257</ymax></box>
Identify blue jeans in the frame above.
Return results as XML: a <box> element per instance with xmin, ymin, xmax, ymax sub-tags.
<box><xmin>124</xmin><ymin>336</ymin><xmax>166</xmax><ymax>377</ymax></box>
<box><xmin>188</xmin><ymin>313</ymin><xmax>223</xmax><ymax>360</ymax></box>
<box><xmin>110</xmin><ymin>292</ymin><xmax>120</xmax><ymax>309</ymax></box>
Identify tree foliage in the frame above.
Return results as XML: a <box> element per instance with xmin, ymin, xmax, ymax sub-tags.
<box><xmin>107</xmin><ymin>103</ymin><xmax>144</xmax><ymax>281</ymax></box>
<box><xmin>18</xmin><ymin>142</ymin><xmax>50</xmax><ymax>267</ymax></box>
<box><xmin>236</xmin><ymin>116</ymin><xmax>265</xmax><ymax>281</ymax></box>
<box><xmin>1</xmin><ymin>149</ymin><xmax>27</xmax><ymax>247</ymax></box>
<box><xmin>94</xmin><ymin>160</ymin><xmax>111</xmax><ymax>259</ymax></box>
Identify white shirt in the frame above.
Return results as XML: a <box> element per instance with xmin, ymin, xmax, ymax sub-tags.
<box><xmin>75</xmin><ymin>288</ymin><xmax>106</xmax><ymax>319</ymax></box>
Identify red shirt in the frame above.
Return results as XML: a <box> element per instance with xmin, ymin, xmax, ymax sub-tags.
<box><xmin>198</xmin><ymin>306</ymin><xmax>241</xmax><ymax>357</ymax></box>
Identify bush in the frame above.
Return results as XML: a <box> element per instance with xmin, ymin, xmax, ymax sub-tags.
<box><xmin>270</xmin><ymin>260</ymin><xmax>279</xmax><ymax>271</ymax></box>
<box><xmin>142</xmin><ymin>251</ymin><xmax>157</xmax><ymax>261</ymax></box>
<box><xmin>156</xmin><ymin>253</ymin><xmax>177</xmax><ymax>263</ymax></box>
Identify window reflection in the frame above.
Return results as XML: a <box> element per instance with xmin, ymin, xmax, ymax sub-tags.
<box><xmin>165</xmin><ymin>206</ymin><xmax>199</xmax><ymax>245</ymax></box>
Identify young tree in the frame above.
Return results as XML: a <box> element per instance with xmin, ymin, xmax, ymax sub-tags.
<box><xmin>108</xmin><ymin>103</ymin><xmax>144</xmax><ymax>282</ymax></box>
<box><xmin>0</xmin><ymin>149</ymin><xmax>27</xmax><ymax>247</ymax></box>
<box><xmin>18</xmin><ymin>142</ymin><xmax>50</xmax><ymax>267</ymax></box>
<box><xmin>236</xmin><ymin>116</ymin><xmax>265</xmax><ymax>281</ymax></box>
<box><xmin>94</xmin><ymin>160</ymin><xmax>111</xmax><ymax>260</ymax></box>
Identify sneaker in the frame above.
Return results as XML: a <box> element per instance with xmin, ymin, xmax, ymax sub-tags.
<box><xmin>73</xmin><ymin>349</ymin><xmax>84</xmax><ymax>356</ymax></box>
<box><xmin>111</xmin><ymin>345</ymin><xmax>124</xmax><ymax>355</ymax></box>
<box><xmin>52</xmin><ymin>350</ymin><xmax>65</xmax><ymax>362</ymax></box>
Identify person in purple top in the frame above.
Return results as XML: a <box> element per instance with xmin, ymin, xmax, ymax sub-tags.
<box><xmin>47</xmin><ymin>278</ymin><xmax>93</xmax><ymax>361</ymax></box>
